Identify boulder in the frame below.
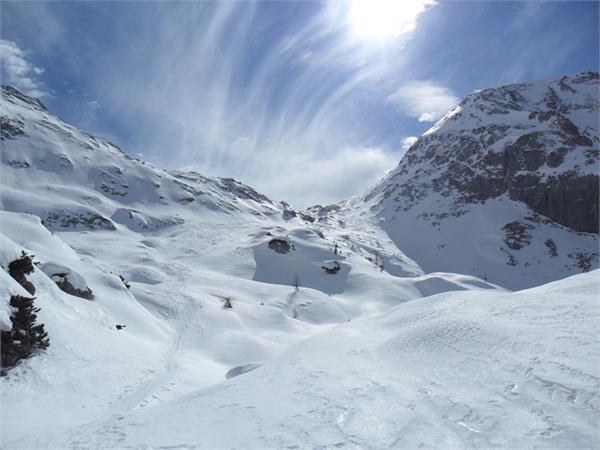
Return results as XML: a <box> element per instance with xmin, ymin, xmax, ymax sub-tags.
<box><xmin>268</xmin><ymin>238</ymin><xmax>291</xmax><ymax>254</ymax></box>
<box><xmin>40</xmin><ymin>263</ymin><xmax>93</xmax><ymax>300</ymax></box>
<box><xmin>321</xmin><ymin>260</ymin><xmax>341</xmax><ymax>274</ymax></box>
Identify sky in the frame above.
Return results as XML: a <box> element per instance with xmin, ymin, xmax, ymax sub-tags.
<box><xmin>1</xmin><ymin>1</ymin><xmax>598</xmax><ymax>207</ymax></box>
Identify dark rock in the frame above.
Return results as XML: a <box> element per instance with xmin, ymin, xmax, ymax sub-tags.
<box><xmin>268</xmin><ymin>238</ymin><xmax>291</xmax><ymax>254</ymax></box>
<box><xmin>502</xmin><ymin>222</ymin><xmax>532</xmax><ymax>250</ymax></box>
<box><xmin>299</xmin><ymin>213</ymin><xmax>315</xmax><ymax>223</ymax></box>
<box><xmin>544</xmin><ymin>239</ymin><xmax>558</xmax><ymax>257</ymax></box>
<box><xmin>547</xmin><ymin>148</ymin><xmax>567</xmax><ymax>167</ymax></box>
<box><xmin>321</xmin><ymin>261</ymin><xmax>341</xmax><ymax>274</ymax></box>
<box><xmin>568</xmin><ymin>252</ymin><xmax>598</xmax><ymax>272</ymax></box>
<box><xmin>0</xmin><ymin>115</ymin><xmax>25</xmax><ymax>140</ymax></box>
<box><xmin>282</xmin><ymin>209</ymin><xmax>297</xmax><ymax>220</ymax></box>
<box><xmin>509</xmin><ymin>173</ymin><xmax>598</xmax><ymax>234</ymax></box>
<box><xmin>7</xmin><ymin>160</ymin><xmax>30</xmax><ymax>168</ymax></box>
<box><xmin>51</xmin><ymin>273</ymin><xmax>93</xmax><ymax>300</ymax></box>
<box><xmin>44</xmin><ymin>210</ymin><xmax>116</xmax><ymax>231</ymax></box>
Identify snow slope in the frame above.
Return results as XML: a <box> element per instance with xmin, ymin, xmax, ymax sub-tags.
<box><xmin>6</xmin><ymin>271</ymin><xmax>600</xmax><ymax>449</ymax></box>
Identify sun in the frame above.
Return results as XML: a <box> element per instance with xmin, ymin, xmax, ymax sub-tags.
<box><xmin>349</xmin><ymin>0</ymin><xmax>434</xmax><ymax>41</ymax></box>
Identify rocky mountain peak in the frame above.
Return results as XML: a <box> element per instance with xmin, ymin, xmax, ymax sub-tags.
<box><xmin>367</xmin><ymin>72</ymin><xmax>599</xmax><ymax>233</ymax></box>
<box><xmin>1</xmin><ymin>85</ymin><xmax>48</xmax><ymax>112</ymax></box>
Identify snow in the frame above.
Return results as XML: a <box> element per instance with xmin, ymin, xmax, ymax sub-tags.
<box><xmin>1</xmin><ymin>77</ymin><xmax>599</xmax><ymax>448</ymax></box>
<box><xmin>5</xmin><ymin>271</ymin><xmax>599</xmax><ymax>449</ymax></box>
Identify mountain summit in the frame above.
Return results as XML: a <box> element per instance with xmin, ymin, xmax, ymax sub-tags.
<box><xmin>320</xmin><ymin>73</ymin><xmax>599</xmax><ymax>290</ymax></box>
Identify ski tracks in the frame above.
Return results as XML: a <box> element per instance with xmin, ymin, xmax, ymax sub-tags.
<box><xmin>115</xmin><ymin>292</ymin><xmax>201</xmax><ymax>413</ymax></box>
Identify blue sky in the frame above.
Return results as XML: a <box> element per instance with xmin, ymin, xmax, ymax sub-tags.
<box><xmin>1</xmin><ymin>1</ymin><xmax>598</xmax><ymax>206</ymax></box>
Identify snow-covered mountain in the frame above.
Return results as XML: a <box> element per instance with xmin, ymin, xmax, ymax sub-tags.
<box><xmin>1</xmin><ymin>74</ymin><xmax>599</xmax><ymax>449</ymax></box>
<box><xmin>334</xmin><ymin>72</ymin><xmax>599</xmax><ymax>290</ymax></box>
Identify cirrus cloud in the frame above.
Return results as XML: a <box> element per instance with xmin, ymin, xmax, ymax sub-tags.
<box><xmin>387</xmin><ymin>80</ymin><xmax>458</xmax><ymax>122</ymax></box>
<box><xmin>0</xmin><ymin>39</ymin><xmax>47</xmax><ymax>98</ymax></box>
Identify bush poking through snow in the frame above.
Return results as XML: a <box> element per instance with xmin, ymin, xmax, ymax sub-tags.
<box><xmin>8</xmin><ymin>251</ymin><xmax>36</xmax><ymax>295</ymax></box>
<box><xmin>293</xmin><ymin>273</ymin><xmax>300</xmax><ymax>291</ymax></box>
<box><xmin>1</xmin><ymin>295</ymin><xmax>49</xmax><ymax>371</ymax></box>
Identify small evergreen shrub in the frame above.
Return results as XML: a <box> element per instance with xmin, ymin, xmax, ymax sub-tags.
<box><xmin>8</xmin><ymin>251</ymin><xmax>36</xmax><ymax>295</ymax></box>
<box><xmin>1</xmin><ymin>295</ymin><xmax>50</xmax><ymax>370</ymax></box>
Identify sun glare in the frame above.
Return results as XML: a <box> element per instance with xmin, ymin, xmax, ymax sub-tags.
<box><xmin>349</xmin><ymin>0</ymin><xmax>434</xmax><ymax>41</ymax></box>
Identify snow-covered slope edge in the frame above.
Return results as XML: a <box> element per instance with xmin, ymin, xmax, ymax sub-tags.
<box><xmin>7</xmin><ymin>270</ymin><xmax>599</xmax><ymax>449</ymax></box>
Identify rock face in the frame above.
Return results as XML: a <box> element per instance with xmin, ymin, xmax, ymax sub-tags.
<box><xmin>368</xmin><ymin>72</ymin><xmax>599</xmax><ymax>233</ymax></box>
<box><xmin>44</xmin><ymin>210</ymin><xmax>117</xmax><ymax>231</ymax></box>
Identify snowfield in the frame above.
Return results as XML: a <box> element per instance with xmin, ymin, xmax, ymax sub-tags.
<box><xmin>4</xmin><ymin>271</ymin><xmax>599</xmax><ymax>449</ymax></box>
<box><xmin>1</xmin><ymin>75</ymin><xmax>599</xmax><ymax>449</ymax></box>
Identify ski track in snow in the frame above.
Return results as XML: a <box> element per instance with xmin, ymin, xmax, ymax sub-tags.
<box><xmin>114</xmin><ymin>294</ymin><xmax>199</xmax><ymax>413</ymax></box>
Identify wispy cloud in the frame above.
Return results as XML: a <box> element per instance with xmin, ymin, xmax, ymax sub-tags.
<box><xmin>257</xmin><ymin>147</ymin><xmax>396</xmax><ymax>207</ymax></box>
<box><xmin>386</xmin><ymin>80</ymin><xmax>458</xmax><ymax>122</ymax></box>
<box><xmin>75</xmin><ymin>2</ymin><xmax>437</xmax><ymax>206</ymax></box>
<box><xmin>3</xmin><ymin>2</ymin><xmax>439</xmax><ymax>206</ymax></box>
<box><xmin>0</xmin><ymin>39</ymin><xmax>47</xmax><ymax>97</ymax></box>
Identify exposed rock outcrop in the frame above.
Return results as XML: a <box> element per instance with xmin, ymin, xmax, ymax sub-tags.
<box><xmin>268</xmin><ymin>238</ymin><xmax>291</xmax><ymax>254</ymax></box>
<box><xmin>40</xmin><ymin>263</ymin><xmax>93</xmax><ymax>300</ymax></box>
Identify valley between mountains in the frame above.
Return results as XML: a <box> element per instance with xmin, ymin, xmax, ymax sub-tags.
<box><xmin>1</xmin><ymin>73</ymin><xmax>598</xmax><ymax>449</ymax></box>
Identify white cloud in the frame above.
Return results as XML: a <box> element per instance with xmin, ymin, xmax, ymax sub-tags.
<box><xmin>387</xmin><ymin>80</ymin><xmax>458</xmax><ymax>122</ymax></box>
<box><xmin>401</xmin><ymin>136</ymin><xmax>418</xmax><ymax>152</ymax></box>
<box><xmin>258</xmin><ymin>147</ymin><xmax>397</xmax><ymax>207</ymax></box>
<box><xmin>0</xmin><ymin>39</ymin><xmax>47</xmax><ymax>97</ymax></box>
<box><xmin>349</xmin><ymin>0</ymin><xmax>437</xmax><ymax>40</ymax></box>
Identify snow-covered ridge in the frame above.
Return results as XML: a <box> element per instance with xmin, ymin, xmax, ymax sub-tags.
<box><xmin>0</xmin><ymin>84</ymin><xmax>282</xmax><ymax>230</ymax></box>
